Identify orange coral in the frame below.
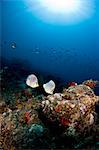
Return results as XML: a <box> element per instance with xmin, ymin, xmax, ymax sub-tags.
<box><xmin>54</xmin><ymin>105</ymin><xmax>62</xmax><ymax>113</ymax></box>
<box><xmin>24</xmin><ymin>111</ymin><xmax>30</xmax><ymax>124</ymax></box>
<box><xmin>60</xmin><ymin>116</ymin><xmax>70</xmax><ymax>126</ymax></box>
<box><xmin>83</xmin><ymin>79</ymin><xmax>97</xmax><ymax>88</ymax></box>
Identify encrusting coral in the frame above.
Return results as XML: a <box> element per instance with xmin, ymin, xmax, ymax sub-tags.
<box><xmin>0</xmin><ymin>79</ymin><xmax>99</xmax><ymax>149</ymax></box>
<box><xmin>41</xmin><ymin>84</ymin><xmax>98</xmax><ymax>137</ymax></box>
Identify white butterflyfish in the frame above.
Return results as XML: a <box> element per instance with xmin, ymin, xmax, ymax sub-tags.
<box><xmin>43</xmin><ymin>80</ymin><xmax>55</xmax><ymax>94</ymax></box>
<box><xmin>26</xmin><ymin>74</ymin><xmax>39</xmax><ymax>88</ymax></box>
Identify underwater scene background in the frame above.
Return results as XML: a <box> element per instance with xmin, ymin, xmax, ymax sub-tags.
<box><xmin>0</xmin><ymin>0</ymin><xmax>99</xmax><ymax>149</ymax></box>
<box><xmin>1</xmin><ymin>0</ymin><xmax>99</xmax><ymax>82</ymax></box>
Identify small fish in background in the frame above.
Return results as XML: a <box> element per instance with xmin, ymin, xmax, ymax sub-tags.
<box><xmin>35</xmin><ymin>47</ymin><xmax>40</xmax><ymax>54</ymax></box>
<box><xmin>26</xmin><ymin>74</ymin><xmax>39</xmax><ymax>88</ymax></box>
<box><xmin>32</xmin><ymin>47</ymin><xmax>40</xmax><ymax>54</ymax></box>
<box><xmin>68</xmin><ymin>82</ymin><xmax>77</xmax><ymax>87</ymax></box>
<box><xmin>43</xmin><ymin>80</ymin><xmax>55</xmax><ymax>94</ymax></box>
<box><xmin>11</xmin><ymin>42</ymin><xmax>16</xmax><ymax>49</ymax></box>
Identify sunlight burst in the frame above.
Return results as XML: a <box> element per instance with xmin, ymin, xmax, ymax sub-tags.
<box><xmin>25</xmin><ymin>0</ymin><xmax>95</xmax><ymax>24</ymax></box>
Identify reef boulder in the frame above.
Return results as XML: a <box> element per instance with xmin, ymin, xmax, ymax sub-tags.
<box><xmin>41</xmin><ymin>84</ymin><xmax>99</xmax><ymax>137</ymax></box>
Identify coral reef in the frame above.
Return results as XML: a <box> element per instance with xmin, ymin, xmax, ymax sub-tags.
<box><xmin>41</xmin><ymin>84</ymin><xmax>98</xmax><ymax>138</ymax></box>
<box><xmin>0</xmin><ymin>98</ymin><xmax>46</xmax><ymax>150</ymax></box>
<box><xmin>82</xmin><ymin>79</ymin><xmax>99</xmax><ymax>88</ymax></box>
<box><xmin>0</xmin><ymin>69</ymin><xmax>99</xmax><ymax>150</ymax></box>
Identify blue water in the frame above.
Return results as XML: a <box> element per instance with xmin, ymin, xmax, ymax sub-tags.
<box><xmin>1</xmin><ymin>0</ymin><xmax>99</xmax><ymax>83</ymax></box>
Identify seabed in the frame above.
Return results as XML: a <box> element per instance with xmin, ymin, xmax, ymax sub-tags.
<box><xmin>0</xmin><ymin>60</ymin><xmax>99</xmax><ymax>150</ymax></box>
